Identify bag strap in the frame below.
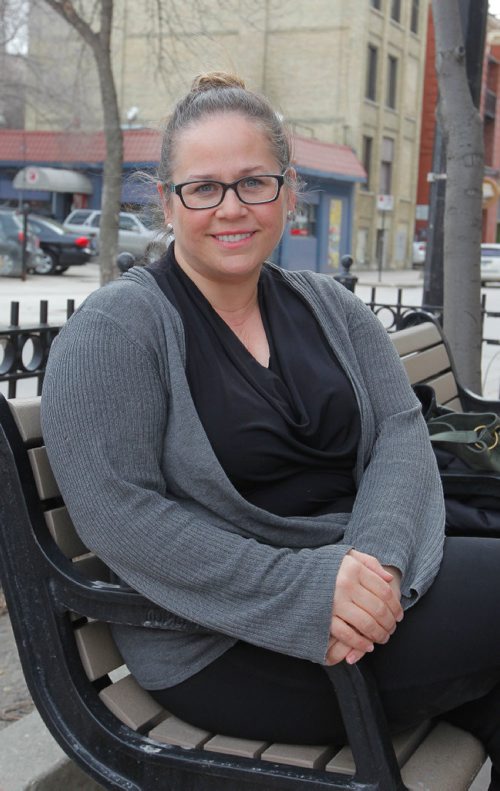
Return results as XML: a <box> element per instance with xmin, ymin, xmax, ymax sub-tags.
<box><xmin>429</xmin><ymin>420</ymin><xmax>500</xmax><ymax>451</ymax></box>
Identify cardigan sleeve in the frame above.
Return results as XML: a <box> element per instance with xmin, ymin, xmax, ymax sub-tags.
<box><xmin>341</xmin><ymin>297</ymin><xmax>445</xmax><ymax>606</ymax></box>
<box><xmin>41</xmin><ymin>305</ymin><xmax>350</xmax><ymax>665</ymax></box>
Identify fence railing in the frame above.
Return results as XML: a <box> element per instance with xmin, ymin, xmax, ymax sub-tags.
<box><xmin>1</xmin><ymin>290</ymin><xmax>498</xmax><ymax>397</ymax></box>
<box><xmin>0</xmin><ymin>300</ymin><xmax>75</xmax><ymax>399</ymax></box>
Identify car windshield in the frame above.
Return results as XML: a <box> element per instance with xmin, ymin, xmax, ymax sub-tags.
<box><xmin>29</xmin><ymin>217</ymin><xmax>66</xmax><ymax>235</ymax></box>
<box><xmin>67</xmin><ymin>210</ymin><xmax>92</xmax><ymax>224</ymax></box>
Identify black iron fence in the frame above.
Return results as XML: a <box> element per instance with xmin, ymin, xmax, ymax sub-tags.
<box><xmin>1</xmin><ymin>289</ymin><xmax>498</xmax><ymax>397</ymax></box>
<box><xmin>0</xmin><ymin>300</ymin><xmax>75</xmax><ymax>398</ymax></box>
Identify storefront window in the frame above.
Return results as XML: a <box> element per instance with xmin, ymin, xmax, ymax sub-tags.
<box><xmin>290</xmin><ymin>204</ymin><xmax>317</xmax><ymax>237</ymax></box>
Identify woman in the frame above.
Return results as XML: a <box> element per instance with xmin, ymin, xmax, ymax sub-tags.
<box><xmin>41</xmin><ymin>73</ymin><xmax>500</xmax><ymax>789</ymax></box>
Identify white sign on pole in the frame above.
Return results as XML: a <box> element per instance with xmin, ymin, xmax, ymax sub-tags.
<box><xmin>377</xmin><ymin>194</ymin><xmax>394</xmax><ymax>212</ymax></box>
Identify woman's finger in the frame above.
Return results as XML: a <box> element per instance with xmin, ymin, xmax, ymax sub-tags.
<box><xmin>330</xmin><ymin>614</ymin><xmax>376</xmax><ymax>652</ymax></box>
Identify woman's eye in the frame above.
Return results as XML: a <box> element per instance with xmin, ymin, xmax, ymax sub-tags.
<box><xmin>194</xmin><ymin>182</ymin><xmax>216</xmax><ymax>194</ymax></box>
<box><xmin>242</xmin><ymin>177</ymin><xmax>263</xmax><ymax>189</ymax></box>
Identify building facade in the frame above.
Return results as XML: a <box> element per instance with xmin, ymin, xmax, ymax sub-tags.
<box><xmin>415</xmin><ymin>9</ymin><xmax>500</xmax><ymax>245</ymax></box>
<box><xmin>23</xmin><ymin>0</ymin><xmax>429</xmax><ymax>269</ymax></box>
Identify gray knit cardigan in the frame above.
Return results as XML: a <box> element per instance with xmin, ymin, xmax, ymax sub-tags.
<box><xmin>41</xmin><ymin>263</ymin><xmax>445</xmax><ymax>689</ymax></box>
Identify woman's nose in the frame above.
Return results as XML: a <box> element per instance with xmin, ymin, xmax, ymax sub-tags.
<box><xmin>215</xmin><ymin>186</ymin><xmax>247</xmax><ymax>217</ymax></box>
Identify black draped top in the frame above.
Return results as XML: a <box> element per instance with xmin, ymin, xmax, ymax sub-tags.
<box><xmin>147</xmin><ymin>246</ymin><xmax>360</xmax><ymax>517</ymax></box>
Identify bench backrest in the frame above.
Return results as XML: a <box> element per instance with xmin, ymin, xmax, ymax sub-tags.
<box><xmin>392</xmin><ymin>322</ymin><xmax>462</xmax><ymax>411</ymax></box>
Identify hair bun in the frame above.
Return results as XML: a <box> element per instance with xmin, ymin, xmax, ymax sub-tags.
<box><xmin>191</xmin><ymin>71</ymin><xmax>246</xmax><ymax>93</ymax></box>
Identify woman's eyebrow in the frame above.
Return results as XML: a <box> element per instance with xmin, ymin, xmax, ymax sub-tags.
<box><xmin>183</xmin><ymin>166</ymin><xmax>270</xmax><ymax>180</ymax></box>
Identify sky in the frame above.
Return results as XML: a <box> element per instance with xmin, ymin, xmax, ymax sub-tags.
<box><xmin>490</xmin><ymin>0</ymin><xmax>500</xmax><ymax>17</ymax></box>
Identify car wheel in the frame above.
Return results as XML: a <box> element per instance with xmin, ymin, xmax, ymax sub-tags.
<box><xmin>54</xmin><ymin>266</ymin><xmax>69</xmax><ymax>275</ymax></box>
<box><xmin>34</xmin><ymin>251</ymin><xmax>58</xmax><ymax>275</ymax></box>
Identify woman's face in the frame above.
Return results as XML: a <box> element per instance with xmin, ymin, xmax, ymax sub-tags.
<box><xmin>160</xmin><ymin>112</ymin><xmax>295</xmax><ymax>288</ymax></box>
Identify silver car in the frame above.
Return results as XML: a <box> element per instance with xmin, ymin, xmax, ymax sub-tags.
<box><xmin>480</xmin><ymin>244</ymin><xmax>500</xmax><ymax>285</ymax></box>
<box><xmin>63</xmin><ymin>210</ymin><xmax>159</xmax><ymax>258</ymax></box>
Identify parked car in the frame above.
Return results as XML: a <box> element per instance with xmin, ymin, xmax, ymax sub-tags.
<box><xmin>480</xmin><ymin>243</ymin><xmax>500</xmax><ymax>285</ymax></box>
<box><xmin>0</xmin><ymin>209</ymin><xmax>40</xmax><ymax>275</ymax></box>
<box><xmin>63</xmin><ymin>209</ymin><xmax>159</xmax><ymax>258</ymax></box>
<box><xmin>412</xmin><ymin>240</ymin><xmax>426</xmax><ymax>267</ymax></box>
<box><xmin>27</xmin><ymin>214</ymin><xmax>93</xmax><ymax>275</ymax></box>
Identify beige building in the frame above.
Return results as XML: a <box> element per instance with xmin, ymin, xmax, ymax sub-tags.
<box><xmin>26</xmin><ymin>0</ymin><xmax>429</xmax><ymax>269</ymax></box>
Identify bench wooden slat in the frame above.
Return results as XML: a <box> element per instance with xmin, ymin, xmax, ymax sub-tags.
<box><xmin>99</xmin><ymin>675</ymin><xmax>165</xmax><ymax>731</ymax></box>
<box><xmin>28</xmin><ymin>446</ymin><xmax>60</xmax><ymax>500</ymax></box>
<box><xmin>260</xmin><ymin>743</ymin><xmax>335</xmax><ymax>769</ymax></box>
<box><xmin>7</xmin><ymin>397</ymin><xmax>42</xmax><ymax>443</ymax></box>
<box><xmin>72</xmin><ymin>553</ymin><xmax>110</xmax><ymax>581</ymax></box>
<box><xmin>75</xmin><ymin>621</ymin><xmax>124</xmax><ymax>681</ymax></box>
<box><xmin>400</xmin><ymin>722</ymin><xmax>485</xmax><ymax>791</ymax></box>
<box><xmin>325</xmin><ymin>721</ymin><xmax>431</xmax><ymax>775</ymax></box>
<box><xmin>45</xmin><ymin>506</ymin><xmax>88</xmax><ymax>558</ymax></box>
<box><xmin>402</xmin><ymin>344</ymin><xmax>451</xmax><ymax>385</ymax></box>
<box><xmin>390</xmin><ymin>323</ymin><xmax>442</xmax><ymax>357</ymax></box>
<box><xmin>425</xmin><ymin>371</ymin><xmax>459</xmax><ymax>406</ymax></box>
<box><xmin>149</xmin><ymin>715</ymin><xmax>212</xmax><ymax>749</ymax></box>
<box><xmin>204</xmin><ymin>734</ymin><xmax>269</xmax><ymax>758</ymax></box>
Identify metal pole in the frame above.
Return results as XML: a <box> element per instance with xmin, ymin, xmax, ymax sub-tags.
<box><xmin>21</xmin><ymin>204</ymin><xmax>29</xmax><ymax>282</ymax></box>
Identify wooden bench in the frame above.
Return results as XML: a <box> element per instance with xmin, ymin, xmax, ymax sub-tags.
<box><xmin>393</xmin><ymin>312</ymin><xmax>500</xmax><ymax>498</ymax></box>
<box><xmin>0</xmin><ymin>315</ymin><xmax>491</xmax><ymax>791</ymax></box>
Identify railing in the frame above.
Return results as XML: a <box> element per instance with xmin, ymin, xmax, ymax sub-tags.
<box><xmin>0</xmin><ymin>300</ymin><xmax>75</xmax><ymax>399</ymax></box>
<box><xmin>0</xmin><ymin>291</ymin><xmax>497</xmax><ymax>397</ymax></box>
<box><xmin>362</xmin><ymin>287</ymin><xmax>491</xmax><ymax>335</ymax></box>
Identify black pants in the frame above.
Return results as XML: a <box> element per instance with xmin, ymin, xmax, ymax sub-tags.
<box><xmin>150</xmin><ymin>537</ymin><xmax>500</xmax><ymax>789</ymax></box>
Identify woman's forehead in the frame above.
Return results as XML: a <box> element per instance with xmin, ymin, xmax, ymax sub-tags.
<box><xmin>173</xmin><ymin>113</ymin><xmax>276</xmax><ymax>171</ymax></box>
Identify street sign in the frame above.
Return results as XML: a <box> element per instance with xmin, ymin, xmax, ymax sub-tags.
<box><xmin>377</xmin><ymin>194</ymin><xmax>394</xmax><ymax>212</ymax></box>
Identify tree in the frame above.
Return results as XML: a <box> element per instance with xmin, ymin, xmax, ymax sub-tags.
<box><xmin>431</xmin><ymin>0</ymin><xmax>485</xmax><ymax>392</ymax></box>
<box><xmin>41</xmin><ymin>0</ymin><xmax>122</xmax><ymax>285</ymax></box>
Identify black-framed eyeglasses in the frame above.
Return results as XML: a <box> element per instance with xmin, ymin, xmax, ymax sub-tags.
<box><xmin>168</xmin><ymin>173</ymin><xmax>286</xmax><ymax>210</ymax></box>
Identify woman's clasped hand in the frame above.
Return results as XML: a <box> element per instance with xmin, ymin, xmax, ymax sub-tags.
<box><xmin>327</xmin><ymin>550</ymin><xmax>403</xmax><ymax>666</ymax></box>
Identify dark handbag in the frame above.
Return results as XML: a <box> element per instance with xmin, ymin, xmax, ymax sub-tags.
<box><xmin>413</xmin><ymin>384</ymin><xmax>500</xmax><ymax>537</ymax></box>
<box><xmin>427</xmin><ymin>411</ymin><xmax>500</xmax><ymax>474</ymax></box>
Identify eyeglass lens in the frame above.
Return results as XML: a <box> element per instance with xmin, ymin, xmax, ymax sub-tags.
<box><xmin>181</xmin><ymin>176</ymin><xmax>280</xmax><ymax>208</ymax></box>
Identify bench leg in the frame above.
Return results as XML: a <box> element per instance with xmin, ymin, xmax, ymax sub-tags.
<box><xmin>326</xmin><ymin>663</ymin><xmax>408</xmax><ymax>791</ymax></box>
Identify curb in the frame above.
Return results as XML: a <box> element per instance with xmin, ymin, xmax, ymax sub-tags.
<box><xmin>0</xmin><ymin>711</ymin><xmax>103</xmax><ymax>790</ymax></box>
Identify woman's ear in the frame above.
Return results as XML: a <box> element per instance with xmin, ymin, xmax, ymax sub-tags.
<box><xmin>157</xmin><ymin>182</ymin><xmax>172</xmax><ymax>225</ymax></box>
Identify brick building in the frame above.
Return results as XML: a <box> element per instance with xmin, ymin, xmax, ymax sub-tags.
<box><xmin>415</xmin><ymin>9</ymin><xmax>500</xmax><ymax>244</ymax></box>
<box><xmin>19</xmin><ymin>1</ymin><xmax>430</xmax><ymax>269</ymax></box>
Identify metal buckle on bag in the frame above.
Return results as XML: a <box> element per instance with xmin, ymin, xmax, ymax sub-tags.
<box><xmin>474</xmin><ymin>424</ymin><xmax>500</xmax><ymax>451</ymax></box>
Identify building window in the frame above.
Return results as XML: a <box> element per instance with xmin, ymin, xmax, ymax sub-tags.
<box><xmin>362</xmin><ymin>136</ymin><xmax>373</xmax><ymax>190</ymax></box>
<box><xmin>371</xmin><ymin>0</ymin><xmax>381</xmax><ymax>9</ymax></box>
<box><xmin>391</xmin><ymin>0</ymin><xmax>401</xmax><ymax>22</ymax></box>
<box><xmin>379</xmin><ymin>137</ymin><xmax>394</xmax><ymax>194</ymax></box>
<box><xmin>290</xmin><ymin>203</ymin><xmax>317</xmax><ymax>237</ymax></box>
<box><xmin>386</xmin><ymin>56</ymin><xmax>398</xmax><ymax>109</ymax></box>
<box><xmin>366</xmin><ymin>45</ymin><xmax>378</xmax><ymax>101</ymax></box>
<box><xmin>410</xmin><ymin>0</ymin><xmax>419</xmax><ymax>33</ymax></box>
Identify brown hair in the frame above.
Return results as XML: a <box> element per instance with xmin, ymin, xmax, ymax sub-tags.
<box><xmin>158</xmin><ymin>71</ymin><xmax>296</xmax><ymax>193</ymax></box>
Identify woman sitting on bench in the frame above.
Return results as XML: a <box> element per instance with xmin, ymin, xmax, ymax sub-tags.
<box><xmin>41</xmin><ymin>72</ymin><xmax>500</xmax><ymax>791</ymax></box>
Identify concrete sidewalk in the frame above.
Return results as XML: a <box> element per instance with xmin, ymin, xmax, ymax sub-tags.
<box><xmin>0</xmin><ymin>710</ymin><xmax>103</xmax><ymax>790</ymax></box>
<box><xmin>353</xmin><ymin>266</ymin><xmax>425</xmax><ymax>288</ymax></box>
